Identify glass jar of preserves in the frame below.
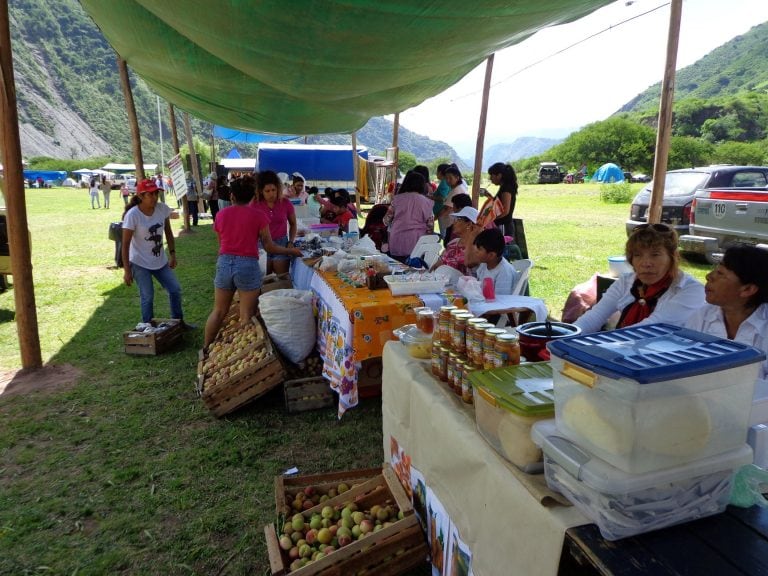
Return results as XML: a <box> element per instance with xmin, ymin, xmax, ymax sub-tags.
<box><xmin>482</xmin><ymin>328</ymin><xmax>506</xmax><ymax>370</ymax></box>
<box><xmin>453</xmin><ymin>359</ymin><xmax>466</xmax><ymax>394</ymax></box>
<box><xmin>437</xmin><ymin>305</ymin><xmax>458</xmax><ymax>346</ymax></box>
<box><xmin>473</xmin><ymin>322</ymin><xmax>496</xmax><ymax>368</ymax></box>
<box><xmin>417</xmin><ymin>309</ymin><xmax>435</xmax><ymax>334</ymax></box>
<box><xmin>493</xmin><ymin>332</ymin><xmax>521</xmax><ymax>367</ymax></box>
<box><xmin>446</xmin><ymin>352</ymin><xmax>459</xmax><ymax>388</ymax></box>
<box><xmin>461</xmin><ymin>363</ymin><xmax>476</xmax><ymax>404</ymax></box>
<box><xmin>431</xmin><ymin>341</ymin><xmax>444</xmax><ymax>378</ymax></box>
<box><xmin>465</xmin><ymin>318</ymin><xmax>487</xmax><ymax>366</ymax></box>
<box><xmin>438</xmin><ymin>346</ymin><xmax>450</xmax><ymax>382</ymax></box>
<box><xmin>451</xmin><ymin>313</ymin><xmax>474</xmax><ymax>357</ymax></box>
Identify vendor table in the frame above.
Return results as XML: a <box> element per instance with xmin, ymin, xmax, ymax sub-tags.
<box><xmin>381</xmin><ymin>341</ymin><xmax>588</xmax><ymax>576</ymax></box>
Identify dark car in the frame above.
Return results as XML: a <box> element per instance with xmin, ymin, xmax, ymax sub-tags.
<box><xmin>625</xmin><ymin>165</ymin><xmax>768</xmax><ymax>236</ymax></box>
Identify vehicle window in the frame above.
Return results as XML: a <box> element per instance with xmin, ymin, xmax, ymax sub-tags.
<box><xmin>731</xmin><ymin>172</ymin><xmax>768</xmax><ymax>188</ymax></box>
<box><xmin>651</xmin><ymin>172</ymin><xmax>710</xmax><ymax>197</ymax></box>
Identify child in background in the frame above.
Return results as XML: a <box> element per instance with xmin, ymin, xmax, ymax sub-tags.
<box><xmin>321</xmin><ymin>194</ymin><xmax>353</xmax><ymax>233</ymax></box>
<box><xmin>473</xmin><ymin>228</ymin><xmax>517</xmax><ymax>295</ymax></box>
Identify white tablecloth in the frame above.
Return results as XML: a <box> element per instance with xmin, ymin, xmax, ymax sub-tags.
<box><xmin>382</xmin><ymin>341</ymin><xmax>588</xmax><ymax>576</ymax></box>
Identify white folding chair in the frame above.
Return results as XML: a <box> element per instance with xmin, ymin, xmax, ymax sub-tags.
<box><xmin>510</xmin><ymin>258</ymin><xmax>533</xmax><ymax>296</ymax></box>
<box><xmin>421</xmin><ymin>245</ymin><xmax>442</xmax><ymax>269</ymax></box>
<box><xmin>408</xmin><ymin>234</ymin><xmax>441</xmax><ymax>268</ymax></box>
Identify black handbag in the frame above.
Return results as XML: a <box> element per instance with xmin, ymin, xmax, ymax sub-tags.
<box><xmin>108</xmin><ymin>222</ymin><xmax>122</xmax><ymax>242</ymax></box>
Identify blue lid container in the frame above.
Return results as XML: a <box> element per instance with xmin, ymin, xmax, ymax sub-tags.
<box><xmin>547</xmin><ymin>323</ymin><xmax>765</xmax><ymax>384</ymax></box>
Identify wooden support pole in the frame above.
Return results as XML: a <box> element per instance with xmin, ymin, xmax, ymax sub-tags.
<box><xmin>183</xmin><ymin>112</ymin><xmax>204</xmax><ymax>220</ymax></box>
<box><xmin>0</xmin><ymin>0</ymin><xmax>41</xmax><ymax>369</ymax></box>
<box><xmin>117</xmin><ymin>57</ymin><xmax>145</xmax><ymax>181</ymax></box>
<box><xmin>167</xmin><ymin>104</ymin><xmax>188</xmax><ymax>232</ymax></box>
<box><xmin>648</xmin><ymin>0</ymin><xmax>682</xmax><ymax>224</ymax></box>
<box><xmin>352</xmin><ymin>131</ymin><xmax>360</xmax><ymax>214</ymax></box>
<box><xmin>472</xmin><ymin>54</ymin><xmax>495</xmax><ymax>207</ymax></box>
<box><xmin>392</xmin><ymin>112</ymin><xmax>400</xmax><ymax>182</ymax></box>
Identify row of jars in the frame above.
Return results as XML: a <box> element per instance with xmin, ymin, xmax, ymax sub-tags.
<box><xmin>418</xmin><ymin>305</ymin><xmax>521</xmax><ymax>404</ymax></box>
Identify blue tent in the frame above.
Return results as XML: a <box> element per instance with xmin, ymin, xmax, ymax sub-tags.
<box><xmin>225</xmin><ymin>148</ymin><xmax>241</xmax><ymax>159</ymax></box>
<box><xmin>592</xmin><ymin>163</ymin><xmax>624</xmax><ymax>183</ymax></box>
<box><xmin>213</xmin><ymin>126</ymin><xmax>298</xmax><ymax>144</ymax></box>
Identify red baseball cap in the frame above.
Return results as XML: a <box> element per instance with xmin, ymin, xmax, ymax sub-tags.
<box><xmin>136</xmin><ymin>179</ymin><xmax>159</xmax><ymax>194</ymax></box>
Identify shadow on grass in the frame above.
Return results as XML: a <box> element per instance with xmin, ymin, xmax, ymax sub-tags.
<box><xmin>0</xmin><ymin>308</ymin><xmax>15</xmax><ymax>324</ymax></box>
<box><xmin>1</xmin><ymin>226</ymin><xmax>386</xmax><ymax>574</ymax></box>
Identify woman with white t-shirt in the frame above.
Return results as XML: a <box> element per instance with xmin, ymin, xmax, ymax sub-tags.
<box><xmin>121</xmin><ymin>179</ymin><xmax>189</xmax><ymax>326</ymax></box>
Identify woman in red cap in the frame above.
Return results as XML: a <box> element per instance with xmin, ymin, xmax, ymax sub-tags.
<box><xmin>121</xmin><ymin>178</ymin><xmax>191</xmax><ymax>327</ymax></box>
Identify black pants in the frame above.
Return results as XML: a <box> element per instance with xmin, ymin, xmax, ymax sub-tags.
<box><xmin>188</xmin><ymin>199</ymin><xmax>199</xmax><ymax>225</ymax></box>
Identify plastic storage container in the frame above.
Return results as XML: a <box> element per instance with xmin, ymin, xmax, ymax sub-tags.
<box><xmin>393</xmin><ymin>324</ymin><xmax>432</xmax><ymax>359</ymax></box>
<box><xmin>607</xmin><ymin>256</ymin><xmax>632</xmax><ymax>276</ymax></box>
<box><xmin>532</xmin><ymin>420</ymin><xmax>753</xmax><ymax>540</ymax></box>
<box><xmin>383</xmin><ymin>275</ymin><xmax>447</xmax><ymax>296</ymax></box>
<box><xmin>469</xmin><ymin>362</ymin><xmax>555</xmax><ymax>472</ymax></box>
<box><xmin>548</xmin><ymin>323</ymin><xmax>764</xmax><ymax>474</ymax></box>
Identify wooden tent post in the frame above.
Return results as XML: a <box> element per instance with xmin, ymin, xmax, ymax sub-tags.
<box><xmin>117</xmin><ymin>57</ymin><xmax>145</xmax><ymax>181</ymax></box>
<box><xmin>0</xmin><ymin>0</ymin><xmax>41</xmax><ymax>368</ymax></box>
<box><xmin>168</xmin><ymin>104</ymin><xmax>189</xmax><ymax>232</ymax></box>
<box><xmin>352</xmin><ymin>131</ymin><xmax>360</xmax><ymax>214</ymax></box>
<box><xmin>392</xmin><ymin>112</ymin><xmax>400</xmax><ymax>181</ymax></box>
<box><xmin>183</xmin><ymin>112</ymin><xmax>204</xmax><ymax>219</ymax></box>
<box><xmin>472</xmin><ymin>54</ymin><xmax>494</xmax><ymax>207</ymax></box>
<box><xmin>648</xmin><ymin>0</ymin><xmax>682</xmax><ymax>224</ymax></box>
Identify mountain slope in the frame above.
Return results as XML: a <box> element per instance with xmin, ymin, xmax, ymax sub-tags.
<box><xmin>619</xmin><ymin>21</ymin><xmax>768</xmax><ymax>113</ymax></box>
<box><xmin>8</xmin><ymin>0</ymin><xmax>463</xmax><ymax>165</ymax></box>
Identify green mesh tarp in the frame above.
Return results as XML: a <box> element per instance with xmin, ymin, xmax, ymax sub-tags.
<box><xmin>79</xmin><ymin>1</ymin><xmax>612</xmax><ymax>135</ymax></box>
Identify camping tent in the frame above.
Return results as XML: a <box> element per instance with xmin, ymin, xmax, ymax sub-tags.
<box><xmin>592</xmin><ymin>163</ymin><xmax>625</xmax><ymax>183</ymax></box>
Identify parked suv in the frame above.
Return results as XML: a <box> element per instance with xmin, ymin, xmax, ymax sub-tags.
<box><xmin>537</xmin><ymin>162</ymin><xmax>564</xmax><ymax>184</ymax></box>
<box><xmin>625</xmin><ymin>165</ymin><xmax>768</xmax><ymax>236</ymax></box>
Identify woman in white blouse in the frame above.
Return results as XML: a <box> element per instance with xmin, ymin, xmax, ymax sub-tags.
<box><xmin>574</xmin><ymin>223</ymin><xmax>704</xmax><ymax>334</ymax></box>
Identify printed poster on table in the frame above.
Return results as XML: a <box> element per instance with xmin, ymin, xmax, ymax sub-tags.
<box><xmin>389</xmin><ymin>435</ymin><xmax>427</xmax><ymax>531</ymax></box>
<box><xmin>426</xmin><ymin>486</ymin><xmax>450</xmax><ymax>576</ymax></box>
<box><xmin>447</xmin><ymin>522</ymin><xmax>473</xmax><ymax>576</ymax></box>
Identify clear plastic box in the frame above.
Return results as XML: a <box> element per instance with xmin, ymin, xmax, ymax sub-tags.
<box><xmin>470</xmin><ymin>363</ymin><xmax>554</xmax><ymax>472</ymax></box>
<box><xmin>383</xmin><ymin>275</ymin><xmax>446</xmax><ymax>296</ymax></box>
<box><xmin>548</xmin><ymin>323</ymin><xmax>764</xmax><ymax>474</ymax></box>
<box><xmin>532</xmin><ymin>420</ymin><xmax>753</xmax><ymax>540</ymax></box>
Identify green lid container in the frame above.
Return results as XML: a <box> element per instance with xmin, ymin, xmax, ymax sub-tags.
<box><xmin>468</xmin><ymin>362</ymin><xmax>554</xmax><ymax>417</ymax></box>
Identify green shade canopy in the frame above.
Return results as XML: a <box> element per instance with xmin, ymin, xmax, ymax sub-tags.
<box><xmin>79</xmin><ymin>0</ymin><xmax>612</xmax><ymax>135</ymax></box>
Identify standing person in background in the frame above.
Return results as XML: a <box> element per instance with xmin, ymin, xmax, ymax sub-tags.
<box><xmin>251</xmin><ymin>170</ymin><xmax>298</xmax><ymax>275</ymax></box>
<box><xmin>383</xmin><ymin>171</ymin><xmax>435</xmax><ymax>263</ymax></box>
<box><xmin>485</xmin><ymin>162</ymin><xmax>518</xmax><ymax>236</ymax></box>
<box><xmin>204</xmin><ymin>177</ymin><xmax>302</xmax><ymax>347</ymax></box>
<box><xmin>121</xmin><ymin>179</ymin><xmax>192</xmax><ymax>328</ymax></box>
<box><xmin>217</xmin><ymin>175</ymin><xmax>231</xmax><ymax>211</ymax></box>
<box><xmin>155</xmin><ymin>173</ymin><xmax>166</xmax><ymax>203</ymax></box>
<box><xmin>186</xmin><ymin>172</ymin><xmax>199</xmax><ymax>226</ymax></box>
<box><xmin>121</xmin><ymin>182</ymin><xmax>131</xmax><ymax>206</ymax></box>
<box><xmin>89</xmin><ymin>176</ymin><xmax>101</xmax><ymax>209</ymax></box>
<box><xmin>436</xmin><ymin>165</ymin><xmax>467</xmax><ymax>235</ymax></box>
<box><xmin>432</xmin><ymin>163</ymin><xmax>451</xmax><ymax>236</ymax></box>
<box><xmin>205</xmin><ymin>173</ymin><xmax>219</xmax><ymax>222</ymax></box>
<box><xmin>413</xmin><ymin>165</ymin><xmax>435</xmax><ymax>197</ymax></box>
<box><xmin>284</xmin><ymin>173</ymin><xmax>309</xmax><ymax>204</ymax></box>
<box><xmin>100</xmin><ymin>175</ymin><xmax>111</xmax><ymax>209</ymax></box>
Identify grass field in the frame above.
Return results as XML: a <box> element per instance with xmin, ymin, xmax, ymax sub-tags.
<box><xmin>0</xmin><ymin>184</ymin><xmax>712</xmax><ymax>574</ymax></box>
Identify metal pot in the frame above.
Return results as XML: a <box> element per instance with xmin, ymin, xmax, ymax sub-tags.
<box><xmin>516</xmin><ymin>321</ymin><xmax>581</xmax><ymax>361</ymax></box>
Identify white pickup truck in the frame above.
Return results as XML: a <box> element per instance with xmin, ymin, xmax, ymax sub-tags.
<box><xmin>679</xmin><ymin>187</ymin><xmax>768</xmax><ymax>263</ymax></box>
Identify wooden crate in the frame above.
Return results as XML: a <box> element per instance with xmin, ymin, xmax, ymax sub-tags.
<box><xmin>261</xmin><ymin>272</ymin><xmax>293</xmax><ymax>294</ymax></box>
<box><xmin>265</xmin><ymin>466</ymin><xmax>428</xmax><ymax>576</ymax></box>
<box><xmin>284</xmin><ymin>376</ymin><xmax>335</xmax><ymax>414</ymax></box>
<box><xmin>198</xmin><ymin>317</ymin><xmax>265</xmax><ymax>377</ymax></box>
<box><xmin>198</xmin><ymin>321</ymin><xmax>285</xmax><ymax>417</ymax></box>
<box><xmin>123</xmin><ymin>318</ymin><xmax>183</xmax><ymax>355</ymax></box>
<box><xmin>358</xmin><ymin>357</ymin><xmax>382</xmax><ymax>399</ymax></box>
<box><xmin>275</xmin><ymin>466</ymin><xmax>382</xmax><ymax>517</ymax></box>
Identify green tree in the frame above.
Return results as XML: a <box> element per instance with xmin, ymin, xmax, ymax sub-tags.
<box><xmin>711</xmin><ymin>141</ymin><xmax>767</xmax><ymax>165</ymax></box>
<box><xmin>667</xmin><ymin>136</ymin><xmax>713</xmax><ymax>169</ymax></box>
<box><xmin>397</xmin><ymin>150</ymin><xmax>418</xmax><ymax>174</ymax></box>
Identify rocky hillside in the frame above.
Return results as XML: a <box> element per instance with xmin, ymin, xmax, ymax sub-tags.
<box><xmin>8</xmin><ymin>0</ymin><xmax>463</xmax><ymax>165</ymax></box>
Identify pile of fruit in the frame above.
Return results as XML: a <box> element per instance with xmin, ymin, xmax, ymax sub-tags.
<box><xmin>278</xmin><ymin>489</ymin><xmax>405</xmax><ymax>572</ymax></box>
<box><xmin>200</xmin><ymin>319</ymin><xmax>272</xmax><ymax>388</ymax></box>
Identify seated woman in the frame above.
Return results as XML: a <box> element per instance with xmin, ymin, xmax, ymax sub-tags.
<box><xmin>383</xmin><ymin>171</ymin><xmax>434</xmax><ymax>263</ymax></box>
<box><xmin>360</xmin><ymin>204</ymin><xmax>389</xmax><ymax>252</ymax></box>
<box><xmin>685</xmin><ymin>245</ymin><xmax>768</xmax><ymax>382</ymax></box>
<box><xmin>574</xmin><ymin>223</ymin><xmax>704</xmax><ymax>334</ymax></box>
<box><xmin>442</xmin><ymin>193</ymin><xmax>473</xmax><ymax>246</ymax></box>
<box><xmin>430</xmin><ymin>205</ymin><xmax>480</xmax><ymax>275</ymax></box>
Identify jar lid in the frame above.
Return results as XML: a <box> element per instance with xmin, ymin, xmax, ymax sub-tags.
<box><xmin>497</xmin><ymin>333</ymin><xmax>519</xmax><ymax>342</ymax></box>
<box><xmin>450</xmin><ymin>309</ymin><xmax>466</xmax><ymax>317</ymax></box>
<box><xmin>417</xmin><ymin>309</ymin><xmax>434</xmax><ymax>316</ymax></box>
<box><xmin>477</xmin><ymin>323</ymin><xmax>496</xmax><ymax>330</ymax></box>
<box><xmin>468</xmin><ymin>318</ymin><xmax>487</xmax><ymax>326</ymax></box>
<box><xmin>485</xmin><ymin>328</ymin><xmax>506</xmax><ymax>336</ymax></box>
<box><xmin>455</xmin><ymin>313</ymin><xmax>474</xmax><ymax>320</ymax></box>
<box><xmin>440</xmin><ymin>305</ymin><xmax>457</xmax><ymax>312</ymax></box>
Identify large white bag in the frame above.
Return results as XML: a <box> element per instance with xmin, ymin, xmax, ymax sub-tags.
<box><xmin>259</xmin><ymin>289</ymin><xmax>315</xmax><ymax>363</ymax></box>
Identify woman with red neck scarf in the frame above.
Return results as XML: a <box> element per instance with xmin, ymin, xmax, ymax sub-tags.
<box><xmin>574</xmin><ymin>223</ymin><xmax>704</xmax><ymax>334</ymax></box>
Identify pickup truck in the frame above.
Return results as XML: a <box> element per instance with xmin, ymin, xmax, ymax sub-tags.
<box><xmin>678</xmin><ymin>187</ymin><xmax>768</xmax><ymax>264</ymax></box>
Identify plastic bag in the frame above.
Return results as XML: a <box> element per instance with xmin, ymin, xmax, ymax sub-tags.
<box><xmin>259</xmin><ymin>289</ymin><xmax>316</xmax><ymax>363</ymax></box>
<box><xmin>457</xmin><ymin>276</ymin><xmax>484</xmax><ymax>303</ymax></box>
<box><xmin>730</xmin><ymin>464</ymin><xmax>768</xmax><ymax>508</ymax></box>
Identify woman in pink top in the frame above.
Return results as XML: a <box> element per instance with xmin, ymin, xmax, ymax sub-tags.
<box><xmin>251</xmin><ymin>170</ymin><xmax>298</xmax><ymax>275</ymax></box>
<box><xmin>383</xmin><ymin>171</ymin><xmax>435</xmax><ymax>262</ymax></box>
<box><xmin>204</xmin><ymin>176</ymin><xmax>301</xmax><ymax>347</ymax></box>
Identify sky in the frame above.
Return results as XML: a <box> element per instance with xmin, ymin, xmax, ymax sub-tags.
<box><xmin>391</xmin><ymin>0</ymin><xmax>768</xmax><ymax>158</ymax></box>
